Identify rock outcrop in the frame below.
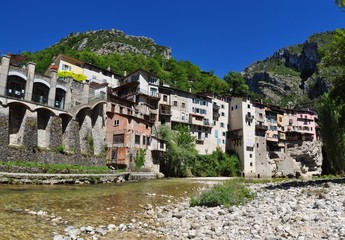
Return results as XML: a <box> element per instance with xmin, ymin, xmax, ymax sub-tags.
<box><xmin>59</xmin><ymin>29</ymin><xmax>172</xmax><ymax>59</ymax></box>
<box><xmin>243</xmin><ymin>31</ymin><xmax>336</xmax><ymax>106</ymax></box>
<box><xmin>272</xmin><ymin>141</ymin><xmax>323</xmax><ymax>178</ymax></box>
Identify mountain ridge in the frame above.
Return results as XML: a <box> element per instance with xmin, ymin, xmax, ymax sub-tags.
<box><xmin>243</xmin><ymin>30</ymin><xmax>339</xmax><ymax>107</ymax></box>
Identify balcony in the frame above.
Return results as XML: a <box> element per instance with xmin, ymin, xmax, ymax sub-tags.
<box><xmin>213</xmin><ymin>112</ymin><xmax>220</xmax><ymax>118</ymax></box>
<box><xmin>203</xmin><ymin>119</ymin><xmax>211</xmax><ymax>126</ymax></box>
<box><xmin>255</xmin><ymin>123</ymin><xmax>268</xmax><ymax>130</ymax></box>
<box><xmin>227</xmin><ymin>129</ymin><xmax>242</xmax><ymax>140</ymax></box>
<box><xmin>213</xmin><ymin>103</ymin><xmax>220</xmax><ymax>109</ymax></box>
<box><xmin>189</xmin><ymin>116</ymin><xmax>213</xmax><ymax>127</ymax></box>
<box><xmin>160</xmin><ymin>109</ymin><xmax>172</xmax><ymax>116</ymax></box>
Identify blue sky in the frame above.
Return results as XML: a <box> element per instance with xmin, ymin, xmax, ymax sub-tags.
<box><xmin>1</xmin><ymin>1</ymin><xmax>344</xmax><ymax>78</ymax></box>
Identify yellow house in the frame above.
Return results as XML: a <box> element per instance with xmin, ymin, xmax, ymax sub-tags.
<box><xmin>50</xmin><ymin>54</ymin><xmax>86</xmax><ymax>81</ymax></box>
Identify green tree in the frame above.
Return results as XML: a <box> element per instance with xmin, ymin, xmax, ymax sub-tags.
<box><xmin>223</xmin><ymin>71</ymin><xmax>250</xmax><ymax>96</ymax></box>
<box><xmin>318</xmin><ymin>27</ymin><xmax>345</xmax><ymax>173</ymax></box>
<box><xmin>318</xmin><ymin>92</ymin><xmax>345</xmax><ymax>174</ymax></box>
<box><xmin>336</xmin><ymin>0</ymin><xmax>345</xmax><ymax>8</ymax></box>
<box><xmin>323</xmin><ymin>29</ymin><xmax>345</xmax><ymax>67</ymax></box>
<box><xmin>158</xmin><ymin>124</ymin><xmax>197</xmax><ymax>177</ymax></box>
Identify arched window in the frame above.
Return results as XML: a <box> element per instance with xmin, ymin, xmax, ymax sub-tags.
<box><xmin>6</xmin><ymin>75</ymin><xmax>26</xmax><ymax>99</ymax></box>
<box><xmin>32</xmin><ymin>82</ymin><xmax>49</xmax><ymax>105</ymax></box>
<box><xmin>55</xmin><ymin>88</ymin><xmax>66</xmax><ymax>109</ymax></box>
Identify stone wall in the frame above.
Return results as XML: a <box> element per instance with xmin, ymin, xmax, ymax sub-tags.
<box><xmin>0</xmin><ymin>102</ymin><xmax>107</xmax><ymax>167</ymax></box>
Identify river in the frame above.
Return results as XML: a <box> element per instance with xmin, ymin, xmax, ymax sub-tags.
<box><xmin>0</xmin><ymin>178</ymin><xmax>225</xmax><ymax>239</ymax></box>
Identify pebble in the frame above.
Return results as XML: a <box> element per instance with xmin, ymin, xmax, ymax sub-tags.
<box><xmin>49</xmin><ymin>179</ymin><xmax>345</xmax><ymax>240</ymax></box>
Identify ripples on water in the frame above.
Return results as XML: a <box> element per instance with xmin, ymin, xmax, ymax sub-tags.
<box><xmin>0</xmin><ymin>178</ymin><xmax>221</xmax><ymax>239</ymax></box>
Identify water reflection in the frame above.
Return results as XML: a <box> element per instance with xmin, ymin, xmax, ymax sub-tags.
<box><xmin>0</xmin><ymin>178</ymin><xmax>220</xmax><ymax>240</ymax></box>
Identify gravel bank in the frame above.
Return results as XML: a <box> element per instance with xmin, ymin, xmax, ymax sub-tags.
<box><xmin>50</xmin><ymin>178</ymin><xmax>345</xmax><ymax>239</ymax></box>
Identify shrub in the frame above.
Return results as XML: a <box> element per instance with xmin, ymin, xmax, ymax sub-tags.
<box><xmin>190</xmin><ymin>179</ymin><xmax>254</xmax><ymax>207</ymax></box>
<box><xmin>135</xmin><ymin>149</ymin><xmax>146</xmax><ymax>171</ymax></box>
<box><xmin>55</xmin><ymin>144</ymin><xmax>66</xmax><ymax>154</ymax></box>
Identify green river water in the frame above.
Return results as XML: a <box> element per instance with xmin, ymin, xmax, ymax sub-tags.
<box><xmin>0</xmin><ymin>178</ymin><xmax>220</xmax><ymax>240</ymax></box>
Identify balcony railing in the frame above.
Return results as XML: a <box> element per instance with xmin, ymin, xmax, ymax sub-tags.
<box><xmin>137</xmin><ymin>90</ymin><xmax>161</xmax><ymax>99</ymax></box>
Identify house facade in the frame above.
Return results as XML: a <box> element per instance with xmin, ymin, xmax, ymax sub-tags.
<box><xmin>0</xmin><ymin>54</ymin><xmax>321</xmax><ymax>177</ymax></box>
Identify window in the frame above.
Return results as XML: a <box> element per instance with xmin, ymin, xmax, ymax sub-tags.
<box><xmin>222</xmin><ymin>132</ymin><xmax>226</xmax><ymax>136</ymax></box>
<box><xmin>62</xmin><ymin>64</ymin><xmax>71</xmax><ymax>71</ymax></box>
<box><xmin>257</xmin><ymin>143</ymin><xmax>259</xmax><ymax>148</ymax></box>
<box><xmin>143</xmin><ymin>136</ymin><xmax>146</xmax><ymax>145</ymax></box>
<box><xmin>163</xmin><ymin>95</ymin><xmax>167</xmax><ymax>101</ymax></box>
<box><xmin>32</xmin><ymin>82</ymin><xmax>49</xmax><ymax>105</ymax></box>
<box><xmin>114</xmin><ymin>119</ymin><xmax>120</xmax><ymax>126</ymax></box>
<box><xmin>220</xmin><ymin>123</ymin><xmax>224</xmax><ymax>128</ymax></box>
<box><xmin>149</xmin><ymin>77</ymin><xmax>158</xmax><ymax>84</ymax></box>
<box><xmin>221</xmin><ymin>112</ymin><xmax>225</xmax><ymax>117</ymax></box>
<box><xmin>135</xmin><ymin>135</ymin><xmax>140</xmax><ymax>144</ymax></box>
<box><xmin>205</xmin><ymin>133</ymin><xmax>208</xmax><ymax>138</ymax></box>
<box><xmin>160</xmin><ymin>140</ymin><xmax>164</xmax><ymax>149</ymax></box>
<box><xmin>250</xmin><ymin>154</ymin><xmax>252</xmax><ymax>158</ymax></box>
<box><xmin>174</xmin><ymin>101</ymin><xmax>178</xmax><ymax>107</ymax></box>
<box><xmin>182</xmin><ymin>102</ymin><xmax>186</xmax><ymax>108</ymax></box>
<box><xmin>221</xmin><ymin>104</ymin><xmax>225</xmax><ymax>109</ymax></box>
<box><xmin>248</xmin><ymin>104</ymin><xmax>251</xmax><ymax>108</ymax></box>
<box><xmin>231</xmin><ymin>106</ymin><xmax>233</xmax><ymax>111</ymax></box>
<box><xmin>113</xmin><ymin>134</ymin><xmax>124</xmax><ymax>144</ymax></box>
<box><xmin>55</xmin><ymin>88</ymin><xmax>66</xmax><ymax>109</ymax></box>
<box><xmin>250</xmin><ymin>162</ymin><xmax>253</xmax><ymax>166</ymax></box>
<box><xmin>235</xmin><ymin>105</ymin><xmax>238</xmax><ymax>109</ymax></box>
<box><xmin>131</xmin><ymin>74</ymin><xmax>139</xmax><ymax>81</ymax></box>
<box><xmin>149</xmin><ymin>87</ymin><xmax>158</xmax><ymax>97</ymax></box>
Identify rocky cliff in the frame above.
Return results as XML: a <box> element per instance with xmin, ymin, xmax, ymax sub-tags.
<box><xmin>272</xmin><ymin>141</ymin><xmax>323</xmax><ymax>178</ymax></box>
<box><xmin>58</xmin><ymin>29</ymin><xmax>172</xmax><ymax>59</ymax></box>
<box><xmin>243</xmin><ymin>31</ymin><xmax>336</xmax><ymax>107</ymax></box>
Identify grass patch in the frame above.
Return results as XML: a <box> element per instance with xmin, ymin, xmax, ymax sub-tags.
<box><xmin>0</xmin><ymin>160</ymin><xmax>114</xmax><ymax>174</ymax></box>
<box><xmin>190</xmin><ymin>179</ymin><xmax>255</xmax><ymax>208</ymax></box>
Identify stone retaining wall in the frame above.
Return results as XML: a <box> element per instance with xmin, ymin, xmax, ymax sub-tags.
<box><xmin>0</xmin><ymin>172</ymin><xmax>162</xmax><ymax>184</ymax></box>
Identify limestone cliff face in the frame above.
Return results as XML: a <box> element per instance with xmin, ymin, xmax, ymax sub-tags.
<box><xmin>272</xmin><ymin>141</ymin><xmax>323</xmax><ymax>178</ymax></box>
<box><xmin>243</xmin><ymin>31</ymin><xmax>335</xmax><ymax>106</ymax></box>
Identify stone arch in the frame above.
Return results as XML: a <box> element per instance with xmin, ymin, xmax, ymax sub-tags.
<box><xmin>8</xmin><ymin>71</ymin><xmax>27</xmax><ymax>80</ymax></box>
<box><xmin>8</xmin><ymin>102</ymin><xmax>33</xmax><ymax>146</ymax></box>
<box><xmin>76</xmin><ymin>107</ymin><xmax>93</xmax><ymax>154</ymax></box>
<box><xmin>91</xmin><ymin>103</ymin><xmax>106</xmax><ymax>155</ymax></box>
<box><xmin>36</xmin><ymin>108</ymin><xmax>57</xmax><ymax>148</ymax></box>
<box><xmin>33</xmin><ymin>78</ymin><xmax>51</xmax><ymax>88</ymax></box>
<box><xmin>60</xmin><ymin>113</ymin><xmax>78</xmax><ymax>154</ymax></box>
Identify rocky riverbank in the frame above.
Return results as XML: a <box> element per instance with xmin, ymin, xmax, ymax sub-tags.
<box><xmin>49</xmin><ymin>178</ymin><xmax>345</xmax><ymax>239</ymax></box>
<box><xmin>0</xmin><ymin>172</ymin><xmax>164</xmax><ymax>184</ymax></box>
